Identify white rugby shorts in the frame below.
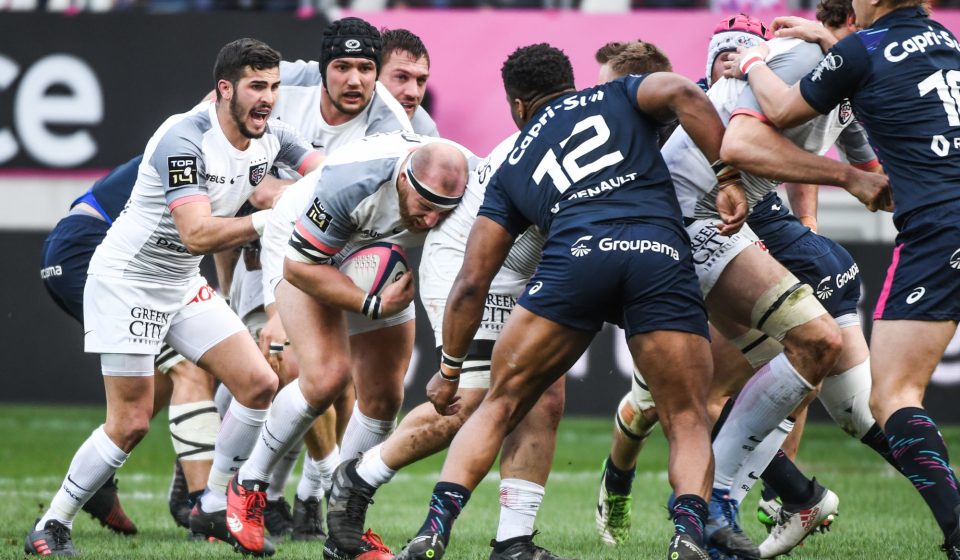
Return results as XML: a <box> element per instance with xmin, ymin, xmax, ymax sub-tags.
<box><xmin>84</xmin><ymin>274</ymin><xmax>246</xmax><ymax>368</ymax></box>
<box><xmin>685</xmin><ymin>219</ymin><xmax>759</xmax><ymax>298</ymax></box>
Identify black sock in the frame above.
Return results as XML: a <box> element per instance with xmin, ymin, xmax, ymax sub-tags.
<box><xmin>603</xmin><ymin>455</ymin><xmax>636</xmax><ymax>495</ymax></box>
<box><xmin>861</xmin><ymin>422</ymin><xmax>902</xmax><ymax>472</ymax></box>
<box><xmin>885</xmin><ymin>407</ymin><xmax>960</xmax><ymax>537</ymax></box>
<box><xmin>761</xmin><ymin>449</ymin><xmax>816</xmax><ymax>506</ymax></box>
<box><xmin>491</xmin><ymin>534</ymin><xmax>531</xmax><ymax>553</ymax></box>
<box><xmin>187</xmin><ymin>489</ymin><xmax>203</xmax><ymax>508</ymax></box>
<box><xmin>760</xmin><ymin>481</ymin><xmax>779</xmax><ymax>502</ymax></box>
<box><xmin>672</xmin><ymin>494</ymin><xmax>708</xmax><ymax>547</ymax></box>
<box><xmin>711</xmin><ymin>397</ymin><xmax>736</xmax><ymax>442</ymax></box>
<box><xmin>417</xmin><ymin>482</ymin><xmax>471</xmax><ymax>546</ymax></box>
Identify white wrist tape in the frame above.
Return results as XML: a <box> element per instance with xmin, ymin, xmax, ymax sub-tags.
<box><xmin>251</xmin><ymin>209</ymin><xmax>272</xmax><ymax>237</ymax></box>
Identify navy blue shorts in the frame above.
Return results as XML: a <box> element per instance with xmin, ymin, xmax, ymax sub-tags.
<box><xmin>517</xmin><ymin>221</ymin><xmax>708</xmax><ymax>339</ymax></box>
<box><xmin>874</xmin><ymin>201</ymin><xmax>960</xmax><ymax>321</ymax></box>
<box><xmin>759</xmin><ymin>229</ymin><xmax>861</xmax><ymax>319</ymax></box>
<box><xmin>40</xmin><ymin>214</ymin><xmax>109</xmax><ymax>323</ymax></box>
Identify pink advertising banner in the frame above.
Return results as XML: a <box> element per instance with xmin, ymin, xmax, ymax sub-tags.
<box><xmin>349</xmin><ymin>9</ymin><xmax>960</xmax><ymax>156</ymax></box>
<box><xmin>347</xmin><ymin>9</ymin><xmax>799</xmax><ymax>154</ymax></box>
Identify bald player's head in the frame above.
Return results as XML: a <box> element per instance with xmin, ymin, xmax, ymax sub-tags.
<box><xmin>398</xmin><ymin>142</ymin><xmax>468</xmax><ymax>232</ymax></box>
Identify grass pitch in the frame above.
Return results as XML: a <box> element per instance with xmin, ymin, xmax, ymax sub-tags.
<box><xmin>0</xmin><ymin>404</ymin><xmax>953</xmax><ymax>559</ymax></box>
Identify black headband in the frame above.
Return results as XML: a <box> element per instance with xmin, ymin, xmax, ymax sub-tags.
<box><xmin>405</xmin><ymin>159</ymin><xmax>462</xmax><ymax>209</ymax></box>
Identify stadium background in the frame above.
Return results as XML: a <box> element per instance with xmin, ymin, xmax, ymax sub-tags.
<box><xmin>3</xmin><ymin>8</ymin><xmax>960</xmax><ymax>418</ymax></box>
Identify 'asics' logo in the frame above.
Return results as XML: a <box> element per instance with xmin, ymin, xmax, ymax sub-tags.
<box><xmin>906</xmin><ymin>287</ymin><xmax>926</xmax><ymax>304</ymax></box>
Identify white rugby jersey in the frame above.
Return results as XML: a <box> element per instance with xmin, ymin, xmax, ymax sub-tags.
<box><xmin>286</xmin><ymin>131</ymin><xmax>475</xmax><ymax>267</ymax></box>
<box><xmin>89</xmin><ymin>101</ymin><xmax>314</xmax><ymax>286</ymax></box>
<box><xmin>271</xmin><ymin>60</ymin><xmax>413</xmax><ymax>165</ymax></box>
<box><xmin>662</xmin><ymin>38</ymin><xmax>878</xmax><ymax>219</ymax></box>
<box><xmin>420</xmin><ymin>132</ymin><xmax>544</xmax><ymax>301</ymax></box>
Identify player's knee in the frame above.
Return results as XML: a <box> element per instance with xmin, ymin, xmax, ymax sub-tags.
<box><xmin>532</xmin><ymin>387</ymin><xmax>565</xmax><ymax>430</ymax></box>
<box><xmin>616</xmin><ymin>392</ymin><xmax>659</xmax><ymax>440</ymax></box>
<box><xmin>788</xmin><ymin>315</ymin><xmax>843</xmax><ymax>369</ymax></box>
<box><xmin>299</xmin><ymin>359</ymin><xmax>351</xmax><ymax>407</ymax></box>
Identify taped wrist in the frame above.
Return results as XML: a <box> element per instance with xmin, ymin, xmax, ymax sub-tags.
<box><xmin>362</xmin><ymin>293</ymin><xmax>381</xmax><ymax>319</ymax></box>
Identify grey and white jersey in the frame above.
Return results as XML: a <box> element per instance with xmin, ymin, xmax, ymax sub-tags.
<box><xmin>661</xmin><ymin>38</ymin><xmax>877</xmax><ymax>219</ymax></box>
<box><xmin>286</xmin><ymin>131</ymin><xmax>476</xmax><ymax>267</ymax></box>
<box><xmin>271</xmin><ymin>60</ymin><xmax>413</xmax><ymax>168</ymax></box>
<box><xmin>420</xmin><ymin>132</ymin><xmax>545</xmax><ymax>301</ymax></box>
<box><xmin>411</xmin><ymin>106</ymin><xmax>440</xmax><ymax>137</ymax></box>
<box><xmin>89</xmin><ymin>101</ymin><xmax>313</xmax><ymax>286</ymax></box>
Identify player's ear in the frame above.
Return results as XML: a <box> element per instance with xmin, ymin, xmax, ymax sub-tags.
<box><xmin>217</xmin><ymin>79</ymin><xmax>234</xmax><ymax>101</ymax></box>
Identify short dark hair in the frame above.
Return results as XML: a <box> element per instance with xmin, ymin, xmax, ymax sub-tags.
<box><xmin>595</xmin><ymin>41</ymin><xmax>632</xmax><ymax>64</ymax></box>
<box><xmin>815</xmin><ymin>0</ymin><xmax>854</xmax><ymax>28</ymax></box>
<box><xmin>608</xmin><ymin>41</ymin><xmax>672</xmax><ymax>76</ymax></box>
<box><xmin>381</xmin><ymin>28</ymin><xmax>430</xmax><ymax>68</ymax></box>
<box><xmin>213</xmin><ymin>38</ymin><xmax>281</xmax><ymax>100</ymax></box>
<box><xmin>501</xmin><ymin>43</ymin><xmax>575</xmax><ymax>102</ymax></box>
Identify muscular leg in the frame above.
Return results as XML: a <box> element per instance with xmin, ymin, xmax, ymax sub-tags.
<box><xmin>341</xmin><ymin>321</ymin><xmax>415</xmax><ymax>462</ymax></box>
<box><xmin>167</xmin><ymin>360</ymin><xmax>217</xmax><ymax>494</ymax></box>
<box><xmin>870</xmin><ymin>319</ymin><xmax>960</xmax><ymax>538</ymax></box>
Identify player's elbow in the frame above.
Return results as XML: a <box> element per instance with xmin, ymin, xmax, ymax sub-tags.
<box><xmin>179</xmin><ymin>229</ymin><xmax>212</xmax><ymax>256</ymax></box>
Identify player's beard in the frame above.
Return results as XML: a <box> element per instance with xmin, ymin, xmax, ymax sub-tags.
<box><xmin>230</xmin><ymin>95</ymin><xmax>267</xmax><ymax>139</ymax></box>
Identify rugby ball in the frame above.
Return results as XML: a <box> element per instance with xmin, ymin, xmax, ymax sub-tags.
<box><xmin>339</xmin><ymin>242</ymin><xmax>409</xmax><ymax>296</ymax></box>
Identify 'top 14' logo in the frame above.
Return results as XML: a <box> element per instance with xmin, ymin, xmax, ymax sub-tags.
<box><xmin>0</xmin><ymin>54</ymin><xmax>103</xmax><ymax>167</ymax></box>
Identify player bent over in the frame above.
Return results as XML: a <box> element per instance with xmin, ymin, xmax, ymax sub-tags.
<box><xmin>394</xmin><ymin>43</ymin><xmax>745</xmax><ymax>560</ymax></box>
<box><xmin>324</xmin><ymin>132</ymin><xmax>571</xmax><ymax>559</ymax></box>
<box><xmin>25</xmin><ymin>39</ymin><xmax>322</xmax><ymax>557</ymax></box>
<box><xmin>229</xmin><ymin>132</ymin><xmax>470</xmax><ymax>560</ymax></box>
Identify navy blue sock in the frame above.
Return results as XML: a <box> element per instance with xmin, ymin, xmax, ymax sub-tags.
<box><xmin>672</xmin><ymin>494</ymin><xmax>708</xmax><ymax>547</ymax></box>
<box><xmin>861</xmin><ymin>422</ymin><xmax>902</xmax><ymax>472</ymax></box>
<box><xmin>885</xmin><ymin>407</ymin><xmax>960</xmax><ymax>537</ymax></box>
<box><xmin>761</xmin><ymin>449</ymin><xmax>815</xmax><ymax>506</ymax></box>
<box><xmin>417</xmin><ymin>482</ymin><xmax>471</xmax><ymax>546</ymax></box>
<box><xmin>603</xmin><ymin>456</ymin><xmax>636</xmax><ymax>495</ymax></box>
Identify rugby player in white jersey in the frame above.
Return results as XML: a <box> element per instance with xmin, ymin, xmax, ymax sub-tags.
<box><xmin>23</xmin><ymin>39</ymin><xmax>323</xmax><ymax>558</ymax></box>
<box><xmin>318</xmin><ymin>133</ymin><xmax>573</xmax><ymax>559</ymax></box>
<box><xmin>589</xmin><ymin>23</ymin><xmax>890</xmax><ymax>558</ymax></box>
<box><xmin>234</xmin><ymin>131</ymin><xmax>469</xmax><ymax>560</ymax></box>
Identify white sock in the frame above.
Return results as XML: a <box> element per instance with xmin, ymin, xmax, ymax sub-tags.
<box><xmin>354</xmin><ymin>444</ymin><xmax>397</xmax><ymax>488</ymax></box>
<box><xmin>201</xmin><ymin>399</ymin><xmax>270</xmax><ymax>512</ymax></box>
<box><xmin>712</xmin><ymin>354</ymin><xmax>813</xmax><ymax>490</ymax></box>
<box><xmin>819</xmin><ymin>358</ymin><xmax>874</xmax><ymax>439</ymax></box>
<box><xmin>268</xmin><ymin>439</ymin><xmax>304</xmax><ymax>501</ymax></box>
<box><xmin>495</xmin><ymin>478</ymin><xmax>544</xmax><ymax>542</ymax></box>
<box><xmin>728</xmin><ymin>417</ymin><xmax>794</xmax><ymax>503</ymax></box>
<box><xmin>214</xmin><ymin>383</ymin><xmax>234</xmax><ymax>419</ymax></box>
<box><xmin>238</xmin><ymin>380</ymin><xmax>317</xmax><ymax>485</ymax></box>
<box><xmin>298</xmin><ymin>446</ymin><xmax>340</xmax><ymax>500</ymax></box>
<box><xmin>39</xmin><ymin>426</ymin><xmax>128</xmax><ymax>529</ymax></box>
<box><xmin>339</xmin><ymin>403</ymin><xmax>396</xmax><ymax>463</ymax></box>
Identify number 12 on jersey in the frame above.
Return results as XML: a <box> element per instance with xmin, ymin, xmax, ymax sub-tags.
<box><xmin>533</xmin><ymin>115</ymin><xmax>624</xmax><ymax>193</ymax></box>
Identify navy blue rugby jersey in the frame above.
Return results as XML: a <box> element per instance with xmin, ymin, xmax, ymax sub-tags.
<box><xmin>799</xmin><ymin>7</ymin><xmax>960</xmax><ymax>227</ymax></box>
<box><xmin>71</xmin><ymin>155</ymin><xmax>142</xmax><ymax>223</ymax></box>
<box><xmin>478</xmin><ymin>75</ymin><xmax>682</xmax><ymax>237</ymax></box>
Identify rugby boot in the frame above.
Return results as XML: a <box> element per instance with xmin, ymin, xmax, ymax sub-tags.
<box><xmin>327</xmin><ymin>459</ymin><xmax>377</xmax><ymax>552</ymax></box>
<box><xmin>596</xmin><ymin>461</ymin><xmax>632</xmax><ymax>545</ymax></box>
<box><xmin>264</xmin><ymin>497</ymin><xmax>294</xmax><ymax>538</ymax></box>
<box><xmin>81</xmin><ymin>476</ymin><xmax>137</xmax><ymax>535</ymax></box>
<box><xmin>392</xmin><ymin>533</ymin><xmax>445</xmax><ymax>560</ymax></box>
<box><xmin>292</xmin><ymin>496</ymin><xmax>325</xmax><ymax>541</ymax></box>
<box><xmin>705</xmin><ymin>488</ymin><xmax>760</xmax><ymax>560</ymax></box>
<box><xmin>490</xmin><ymin>532</ymin><xmax>574</xmax><ymax>559</ymax></box>
<box><xmin>758</xmin><ymin>480</ymin><xmax>838</xmax><ymax>558</ymax></box>
<box><xmin>323</xmin><ymin>529</ymin><xmax>392</xmax><ymax>560</ymax></box>
<box><xmin>189</xmin><ymin>501</ymin><xmax>231</xmax><ymax>544</ymax></box>
<box><xmin>226</xmin><ymin>474</ymin><xmax>276</xmax><ymax>556</ymax></box>
<box><xmin>667</xmin><ymin>533</ymin><xmax>710</xmax><ymax>560</ymax></box>
<box><xmin>24</xmin><ymin>519</ymin><xmax>78</xmax><ymax>557</ymax></box>
<box><xmin>943</xmin><ymin>505</ymin><xmax>960</xmax><ymax>560</ymax></box>
<box><xmin>168</xmin><ymin>460</ymin><xmax>191</xmax><ymax>529</ymax></box>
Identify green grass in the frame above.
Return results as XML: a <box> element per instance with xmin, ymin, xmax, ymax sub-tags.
<box><xmin>0</xmin><ymin>404</ymin><xmax>955</xmax><ymax>559</ymax></box>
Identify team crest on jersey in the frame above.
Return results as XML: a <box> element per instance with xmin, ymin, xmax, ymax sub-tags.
<box><xmin>307</xmin><ymin>198</ymin><xmax>332</xmax><ymax>232</ymax></box>
<box><xmin>811</xmin><ymin>53</ymin><xmax>843</xmax><ymax>82</ymax></box>
<box><xmin>838</xmin><ymin>100</ymin><xmax>853</xmax><ymax>125</ymax></box>
<box><xmin>168</xmin><ymin>156</ymin><xmax>199</xmax><ymax>189</ymax></box>
<box><xmin>249</xmin><ymin>162</ymin><xmax>268</xmax><ymax>186</ymax></box>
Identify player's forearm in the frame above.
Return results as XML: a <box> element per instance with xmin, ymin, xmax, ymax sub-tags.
<box><xmin>283</xmin><ymin>258</ymin><xmax>366</xmax><ymax>313</ymax></box>
<box><xmin>441</xmin><ymin>279</ymin><xmax>487</xmax><ymax>359</ymax></box>
<box><xmin>180</xmin><ymin>215</ymin><xmax>259</xmax><ymax>255</ymax></box>
<box><xmin>785</xmin><ymin>183</ymin><xmax>819</xmax><ymax>230</ymax></box>
<box><xmin>213</xmin><ymin>249</ymin><xmax>240</xmax><ymax>295</ymax></box>
<box><xmin>745</xmin><ymin>67</ymin><xmax>809</xmax><ymax>129</ymax></box>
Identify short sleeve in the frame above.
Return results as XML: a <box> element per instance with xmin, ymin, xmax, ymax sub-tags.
<box><xmin>476</xmin><ymin>169</ymin><xmax>530</xmax><ymax>238</ymax></box>
<box><xmin>835</xmin><ymin>118</ymin><xmax>879</xmax><ymax>167</ymax></box>
<box><xmin>734</xmin><ymin>41</ymin><xmax>824</xmax><ymax>121</ymax></box>
<box><xmin>270</xmin><ymin>121</ymin><xmax>316</xmax><ymax>174</ymax></box>
<box><xmin>799</xmin><ymin>35</ymin><xmax>871</xmax><ymax>115</ymax></box>
<box><xmin>151</xmin><ymin>125</ymin><xmax>208</xmax><ymax>210</ymax></box>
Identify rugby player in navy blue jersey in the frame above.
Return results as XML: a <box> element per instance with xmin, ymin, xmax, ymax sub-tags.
<box><xmin>393</xmin><ymin>43</ymin><xmax>747</xmax><ymax>560</ymax></box>
<box><xmin>731</xmin><ymin>2</ymin><xmax>960</xmax><ymax>556</ymax></box>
